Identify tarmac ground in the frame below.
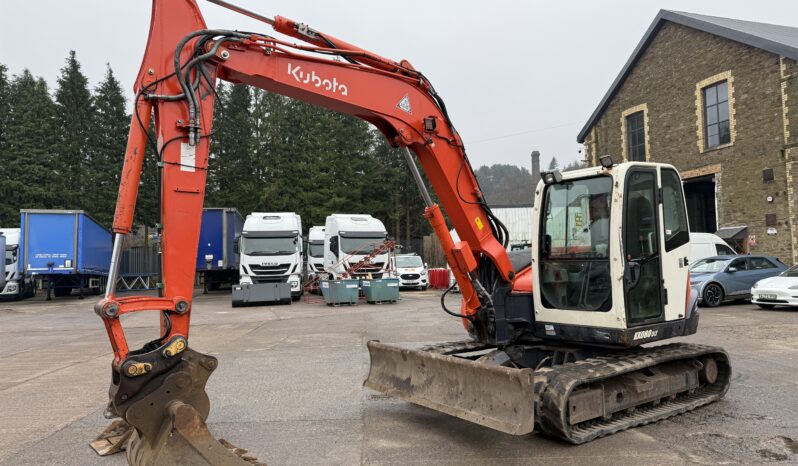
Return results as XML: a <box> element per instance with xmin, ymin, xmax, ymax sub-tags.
<box><xmin>0</xmin><ymin>288</ymin><xmax>796</xmax><ymax>465</ymax></box>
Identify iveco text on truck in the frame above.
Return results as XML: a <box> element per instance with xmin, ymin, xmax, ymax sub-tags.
<box><xmin>324</xmin><ymin>214</ymin><xmax>389</xmax><ymax>279</ymax></box>
<box><xmin>233</xmin><ymin>212</ymin><xmax>303</xmax><ymax>305</ymax></box>
<box><xmin>1</xmin><ymin>228</ymin><xmax>36</xmax><ymax>299</ymax></box>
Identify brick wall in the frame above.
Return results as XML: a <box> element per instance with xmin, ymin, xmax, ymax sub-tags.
<box><xmin>588</xmin><ymin>21</ymin><xmax>796</xmax><ymax>262</ymax></box>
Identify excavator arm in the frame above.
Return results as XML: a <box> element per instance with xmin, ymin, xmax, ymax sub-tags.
<box><xmin>93</xmin><ymin>1</ymin><xmax>525</xmax><ymax>464</ymax></box>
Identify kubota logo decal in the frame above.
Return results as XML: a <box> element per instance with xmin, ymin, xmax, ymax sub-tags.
<box><xmin>288</xmin><ymin>63</ymin><xmax>348</xmax><ymax>96</ymax></box>
<box><xmin>633</xmin><ymin>329</ymin><xmax>658</xmax><ymax>340</ymax></box>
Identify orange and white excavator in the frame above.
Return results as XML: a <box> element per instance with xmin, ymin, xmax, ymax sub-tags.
<box><xmin>92</xmin><ymin>1</ymin><xmax>731</xmax><ymax>464</ymax></box>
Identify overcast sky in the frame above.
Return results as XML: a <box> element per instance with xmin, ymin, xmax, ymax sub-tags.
<box><xmin>2</xmin><ymin>1</ymin><xmax>797</xmax><ymax>171</ymax></box>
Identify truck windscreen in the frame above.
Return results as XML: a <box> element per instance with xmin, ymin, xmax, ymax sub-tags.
<box><xmin>540</xmin><ymin>176</ymin><xmax>612</xmax><ymax>312</ymax></box>
<box><xmin>241</xmin><ymin>237</ymin><xmax>298</xmax><ymax>256</ymax></box>
<box><xmin>5</xmin><ymin>247</ymin><xmax>16</xmax><ymax>266</ymax></box>
<box><xmin>340</xmin><ymin>236</ymin><xmax>386</xmax><ymax>255</ymax></box>
<box><xmin>308</xmin><ymin>242</ymin><xmax>324</xmax><ymax>258</ymax></box>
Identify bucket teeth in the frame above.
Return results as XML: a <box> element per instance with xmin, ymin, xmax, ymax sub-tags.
<box><xmin>90</xmin><ymin>419</ymin><xmax>133</xmax><ymax>456</ymax></box>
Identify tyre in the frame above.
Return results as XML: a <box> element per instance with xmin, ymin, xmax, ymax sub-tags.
<box><xmin>756</xmin><ymin>303</ymin><xmax>775</xmax><ymax>309</ymax></box>
<box><xmin>702</xmin><ymin>283</ymin><xmax>724</xmax><ymax>308</ymax></box>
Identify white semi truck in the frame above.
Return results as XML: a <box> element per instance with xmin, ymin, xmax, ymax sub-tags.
<box><xmin>324</xmin><ymin>214</ymin><xmax>389</xmax><ymax>279</ymax></box>
<box><xmin>306</xmin><ymin>226</ymin><xmax>326</xmax><ymax>280</ymax></box>
<box><xmin>1</xmin><ymin>228</ymin><xmax>36</xmax><ymax>300</ymax></box>
<box><xmin>233</xmin><ymin>212</ymin><xmax>303</xmax><ymax>306</ymax></box>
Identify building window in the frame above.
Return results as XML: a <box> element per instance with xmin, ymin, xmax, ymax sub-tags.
<box><xmin>620</xmin><ymin>103</ymin><xmax>648</xmax><ymax>161</ymax></box>
<box><xmin>702</xmin><ymin>81</ymin><xmax>731</xmax><ymax>149</ymax></box>
<box><xmin>625</xmin><ymin>111</ymin><xmax>646</xmax><ymax>162</ymax></box>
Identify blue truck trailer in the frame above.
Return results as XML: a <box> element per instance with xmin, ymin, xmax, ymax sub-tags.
<box><xmin>196</xmin><ymin>208</ymin><xmax>244</xmax><ymax>292</ymax></box>
<box><xmin>19</xmin><ymin>209</ymin><xmax>112</xmax><ymax>299</ymax></box>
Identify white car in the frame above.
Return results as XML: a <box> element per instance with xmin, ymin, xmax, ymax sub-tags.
<box><xmin>393</xmin><ymin>254</ymin><xmax>428</xmax><ymax>290</ymax></box>
<box><xmin>751</xmin><ymin>264</ymin><xmax>798</xmax><ymax>309</ymax></box>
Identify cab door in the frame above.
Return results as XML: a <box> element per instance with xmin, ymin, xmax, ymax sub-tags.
<box><xmin>622</xmin><ymin>168</ymin><xmax>664</xmax><ymax>325</ymax></box>
<box><xmin>658</xmin><ymin>168</ymin><xmax>691</xmax><ymax>321</ymax></box>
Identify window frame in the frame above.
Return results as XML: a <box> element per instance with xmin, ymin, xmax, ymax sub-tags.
<box><xmin>702</xmin><ymin>80</ymin><xmax>731</xmax><ymax>149</ymax></box>
<box><xmin>625</xmin><ymin>111</ymin><xmax>646</xmax><ymax>162</ymax></box>
<box><xmin>695</xmin><ymin>71</ymin><xmax>735</xmax><ymax>153</ymax></box>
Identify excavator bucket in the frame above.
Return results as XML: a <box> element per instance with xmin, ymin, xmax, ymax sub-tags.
<box><xmin>364</xmin><ymin>340</ymin><xmax>535</xmax><ymax>435</ymax></box>
<box><xmin>92</xmin><ymin>347</ymin><xmax>264</xmax><ymax>466</ymax></box>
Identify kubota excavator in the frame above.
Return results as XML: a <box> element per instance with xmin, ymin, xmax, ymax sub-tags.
<box><xmin>91</xmin><ymin>1</ymin><xmax>731</xmax><ymax>464</ymax></box>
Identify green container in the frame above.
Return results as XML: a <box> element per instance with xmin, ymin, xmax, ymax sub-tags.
<box><xmin>361</xmin><ymin>278</ymin><xmax>400</xmax><ymax>304</ymax></box>
<box><xmin>320</xmin><ymin>279</ymin><xmax>360</xmax><ymax>306</ymax></box>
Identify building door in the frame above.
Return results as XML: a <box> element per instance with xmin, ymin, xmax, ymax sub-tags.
<box><xmin>683</xmin><ymin>176</ymin><xmax>717</xmax><ymax>233</ymax></box>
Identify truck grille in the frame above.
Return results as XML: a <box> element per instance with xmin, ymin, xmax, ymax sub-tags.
<box><xmin>401</xmin><ymin>273</ymin><xmax>420</xmax><ymax>280</ymax></box>
<box><xmin>252</xmin><ymin>275</ymin><xmax>289</xmax><ymax>284</ymax></box>
<box><xmin>249</xmin><ymin>264</ymin><xmax>291</xmax><ymax>276</ymax></box>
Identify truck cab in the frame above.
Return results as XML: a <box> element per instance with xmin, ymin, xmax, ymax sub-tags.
<box><xmin>305</xmin><ymin>226</ymin><xmax>326</xmax><ymax>280</ymax></box>
<box><xmin>324</xmin><ymin>214</ymin><xmax>389</xmax><ymax>279</ymax></box>
<box><xmin>0</xmin><ymin>228</ymin><xmax>35</xmax><ymax>300</ymax></box>
<box><xmin>238</xmin><ymin>212</ymin><xmax>304</xmax><ymax>298</ymax></box>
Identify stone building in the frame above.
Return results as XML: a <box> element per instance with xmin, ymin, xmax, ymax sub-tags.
<box><xmin>577</xmin><ymin>10</ymin><xmax>798</xmax><ymax>263</ymax></box>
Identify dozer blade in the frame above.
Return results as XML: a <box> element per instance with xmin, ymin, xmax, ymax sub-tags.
<box><xmin>364</xmin><ymin>340</ymin><xmax>535</xmax><ymax>435</ymax></box>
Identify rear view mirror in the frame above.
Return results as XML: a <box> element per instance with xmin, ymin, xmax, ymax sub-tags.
<box><xmin>233</xmin><ymin>235</ymin><xmax>240</xmax><ymax>254</ymax></box>
<box><xmin>330</xmin><ymin>236</ymin><xmax>339</xmax><ymax>257</ymax></box>
<box><xmin>728</xmin><ymin>266</ymin><xmax>738</xmax><ymax>273</ymax></box>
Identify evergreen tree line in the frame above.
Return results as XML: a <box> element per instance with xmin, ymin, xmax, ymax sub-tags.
<box><xmin>0</xmin><ymin>52</ymin><xmax>129</xmax><ymax>228</ymax></box>
<box><xmin>0</xmin><ymin>51</ymin><xmax>564</xmax><ymax>245</ymax></box>
<box><xmin>0</xmin><ymin>51</ymin><xmax>431</xmax><ymax>244</ymax></box>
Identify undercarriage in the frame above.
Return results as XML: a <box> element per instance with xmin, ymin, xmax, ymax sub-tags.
<box><xmin>365</xmin><ymin>339</ymin><xmax>731</xmax><ymax>444</ymax></box>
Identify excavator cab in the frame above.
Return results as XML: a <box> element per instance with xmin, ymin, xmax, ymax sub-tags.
<box><xmin>531</xmin><ymin>161</ymin><xmax>695</xmax><ymax>346</ymax></box>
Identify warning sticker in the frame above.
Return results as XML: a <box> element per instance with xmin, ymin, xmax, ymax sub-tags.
<box><xmin>397</xmin><ymin>94</ymin><xmax>412</xmax><ymax>114</ymax></box>
<box><xmin>475</xmin><ymin>217</ymin><xmax>484</xmax><ymax>230</ymax></box>
<box><xmin>180</xmin><ymin>143</ymin><xmax>196</xmax><ymax>172</ymax></box>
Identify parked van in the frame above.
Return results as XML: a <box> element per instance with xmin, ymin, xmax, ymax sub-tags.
<box><xmin>324</xmin><ymin>214</ymin><xmax>389</xmax><ymax>279</ymax></box>
<box><xmin>690</xmin><ymin>232</ymin><xmax>735</xmax><ymax>263</ymax></box>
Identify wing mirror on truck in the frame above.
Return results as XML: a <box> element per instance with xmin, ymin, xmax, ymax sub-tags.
<box><xmin>234</xmin><ymin>235</ymin><xmax>240</xmax><ymax>254</ymax></box>
<box><xmin>330</xmin><ymin>236</ymin><xmax>338</xmax><ymax>257</ymax></box>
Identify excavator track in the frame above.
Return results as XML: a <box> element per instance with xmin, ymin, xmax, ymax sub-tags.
<box><xmin>534</xmin><ymin>342</ymin><xmax>731</xmax><ymax>444</ymax></box>
<box><xmin>367</xmin><ymin>340</ymin><xmax>731</xmax><ymax>444</ymax></box>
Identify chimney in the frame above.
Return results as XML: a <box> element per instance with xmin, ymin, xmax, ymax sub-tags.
<box><xmin>530</xmin><ymin>150</ymin><xmax>541</xmax><ymax>186</ymax></box>
<box><xmin>530</xmin><ymin>150</ymin><xmax>541</xmax><ymax>205</ymax></box>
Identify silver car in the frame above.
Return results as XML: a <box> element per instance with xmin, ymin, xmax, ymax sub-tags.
<box><xmin>690</xmin><ymin>255</ymin><xmax>787</xmax><ymax>307</ymax></box>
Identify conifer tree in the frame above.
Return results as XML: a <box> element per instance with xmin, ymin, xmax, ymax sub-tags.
<box><xmin>1</xmin><ymin>71</ymin><xmax>59</xmax><ymax>225</ymax></box>
<box><xmin>88</xmin><ymin>65</ymin><xmax>129</xmax><ymax>226</ymax></box>
<box><xmin>54</xmin><ymin>51</ymin><xmax>94</xmax><ymax>210</ymax></box>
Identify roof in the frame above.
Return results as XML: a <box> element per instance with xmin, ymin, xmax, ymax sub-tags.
<box><xmin>716</xmin><ymin>225</ymin><xmax>748</xmax><ymax>240</ymax></box>
<box><xmin>577</xmin><ymin>10</ymin><xmax>798</xmax><ymax>143</ymax></box>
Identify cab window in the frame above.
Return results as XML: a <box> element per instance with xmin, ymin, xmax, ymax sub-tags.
<box><xmin>660</xmin><ymin>169</ymin><xmax>689</xmax><ymax>251</ymax></box>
